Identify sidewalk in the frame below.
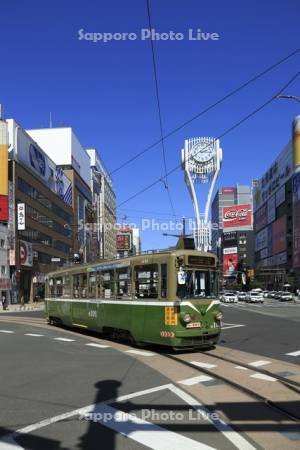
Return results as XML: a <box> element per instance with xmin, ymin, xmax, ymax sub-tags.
<box><xmin>0</xmin><ymin>302</ymin><xmax>45</xmax><ymax>313</ymax></box>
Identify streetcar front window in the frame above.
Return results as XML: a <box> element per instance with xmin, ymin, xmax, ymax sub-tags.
<box><xmin>177</xmin><ymin>269</ymin><xmax>217</xmax><ymax>299</ymax></box>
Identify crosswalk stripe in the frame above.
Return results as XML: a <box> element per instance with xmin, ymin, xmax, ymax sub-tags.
<box><xmin>125</xmin><ymin>350</ymin><xmax>155</xmax><ymax>357</ymax></box>
<box><xmin>85</xmin><ymin>343</ymin><xmax>110</xmax><ymax>349</ymax></box>
<box><xmin>248</xmin><ymin>360</ymin><xmax>271</xmax><ymax>367</ymax></box>
<box><xmin>250</xmin><ymin>373</ymin><xmax>277</xmax><ymax>382</ymax></box>
<box><xmin>54</xmin><ymin>337</ymin><xmax>75</xmax><ymax>342</ymax></box>
<box><xmin>190</xmin><ymin>361</ymin><xmax>217</xmax><ymax>369</ymax></box>
<box><xmin>25</xmin><ymin>333</ymin><xmax>44</xmax><ymax>337</ymax></box>
<box><xmin>0</xmin><ymin>330</ymin><xmax>14</xmax><ymax>333</ymax></box>
<box><xmin>285</xmin><ymin>350</ymin><xmax>300</xmax><ymax>356</ymax></box>
<box><xmin>179</xmin><ymin>375</ymin><xmax>214</xmax><ymax>385</ymax></box>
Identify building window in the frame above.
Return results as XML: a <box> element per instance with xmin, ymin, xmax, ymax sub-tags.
<box><xmin>1</xmin><ymin>266</ymin><xmax>6</xmax><ymax>276</ymax></box>
<box><xmin>0</xmin><ymin>239</ymin><xmax>5</xmax><ymax>248</ymax></box>
<box><xmin>17</xmin><ymin>177</ymin><xmax>72</xmax><ymax>223</ymax></box>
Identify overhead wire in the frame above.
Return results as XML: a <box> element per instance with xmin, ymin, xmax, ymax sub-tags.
<box><xmin>117</xmin><ymin>70</ymin><xmax>300</xmax><ymax>207</ymax></box>
<box><xmin>110</xmin><ymin>48</ymin><xmax>300</xmax><ymax>175</ymax></box>
<box><xmin>146</xmin><ymin>0</ymin><xmax>177</xmax><ymax>218</ymax></box>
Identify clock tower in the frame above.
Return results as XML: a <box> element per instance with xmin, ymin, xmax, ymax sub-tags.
<box><xmin>181</xmin><ymin>137</ymin><xmax>222</xmax><ymax>251</ymax></box>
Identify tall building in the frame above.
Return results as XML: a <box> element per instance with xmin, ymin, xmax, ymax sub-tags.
<box><xmin>211</xmin><ymin>185</ymin><xmax>254</xmax><ymax>285</ymax></box>
<box><xmin>27</xmin><ymin>127</ymin><xmax>93</xmax><ymax>263</ymax></box>
<box><xmin>0</xmin><ymin>116</ymin><xmax>10</xmax><ymax>304</ymax></box>
<box><xmin>252</xmin><ymin>118</ymin><xmax>300</xmax><ymax>288</ymax></box>
<box><xmin>86</xmin><ymin>148</ymin><xmax>117</xmax><ymax>259</ymax></box>
<box><xmin>6</xmin><ymin>119</ymin><xmax>74</xmax><ymax>303</ymax></box>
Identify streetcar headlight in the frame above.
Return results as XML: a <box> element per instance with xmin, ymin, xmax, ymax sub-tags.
<box><xmin>181</xmin><ymin>313</ymin><xmax>192</xmax><ymax>323</ymax></box>
<box><xmin>215</xmin><ymin>312</ymin><xmax>223</xmax><ymax>321</ymax></box>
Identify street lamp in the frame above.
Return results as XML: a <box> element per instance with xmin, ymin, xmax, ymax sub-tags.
<box><xmin>274</xmin><ymin>94</ymin><xmax>300</xmax><ymax>103</ymax></box>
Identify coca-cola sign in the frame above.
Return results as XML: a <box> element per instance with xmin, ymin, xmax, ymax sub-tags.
<box><xmin>223</xmin><ymin>204</ymin><xmax>252</xmax><ymax>228</ymax></box>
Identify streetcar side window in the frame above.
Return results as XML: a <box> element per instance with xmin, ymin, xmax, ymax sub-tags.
<box><xmin>88</xmin><ymin>272</ymin><xmax>97</xmax><ymax>298</ymax></box>
<box><xmin>161</xmin><ymin>264</ymin><xmax>167</xmax><ymax>298</ymax></box>
<box><xmin>62</xmin><ymin>275</ymin><xmax>71</xmax><ymax>298</ymax></box>
<box><xmin>134</xmin><ymin>264</ymin><xmax>158</xmax><ymax>299</ymax></box>
<box><xmin>49</xmin><ymin>278</ymin><xmax>55</xmax><ymax>298</ymax></box>
<box><xmin>55</xmin><ymin>277</ymin><xmax>63</xmax><ymax>298</ymax></box>
<box><xmin>116</xmin><ymin>268</ymin><xmax>131</xmax><ymax>299</ymax></box>
<box><xmin>73</xmin><ymin>274</ymin><xmax>87</xmax><ymax>298</ymax></box>
<box><xmin>100</xmin><ymin>270</ymin><xmax>115</xmax><ymax>299</ymax></box>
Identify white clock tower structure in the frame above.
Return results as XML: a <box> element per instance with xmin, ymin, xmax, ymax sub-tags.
<box><xmin>181</xmin><ymin>137</ymin><xmax>222</xmax><ymax>251</ymax></box>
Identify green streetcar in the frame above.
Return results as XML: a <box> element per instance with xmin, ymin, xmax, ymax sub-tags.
<box><xmin>45</xmin><ymin>239</ymin><xmax>222</xmax><ymax>349</ymax></box>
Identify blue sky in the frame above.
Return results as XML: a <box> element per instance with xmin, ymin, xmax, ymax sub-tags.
<box><xmin>1</xmin><ymin>0</ymin><xmax>299</xmax><ymax>250</ymax></box>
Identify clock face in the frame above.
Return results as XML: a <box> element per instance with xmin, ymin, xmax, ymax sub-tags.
<box><xmin>191</xmin><ymin>142</ymin><xmax>215</xmax><ymax>163</ymax></box>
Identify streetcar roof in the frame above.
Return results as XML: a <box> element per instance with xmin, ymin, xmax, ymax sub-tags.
<box><xmin>45</xmin><ymin>248</ymin><xmax>217</xmax><ymax>278</ymax></box>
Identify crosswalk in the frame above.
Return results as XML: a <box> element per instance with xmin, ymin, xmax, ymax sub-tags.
<box><xmin>0</xmin><ymin>328</ymin><xmax>299</xmax><ymax>367</ymax></box>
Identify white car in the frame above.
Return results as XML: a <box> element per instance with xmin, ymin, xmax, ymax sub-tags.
<box><xmin>279</xmin><ymin>292</ymin><xmax>293</xmax><ymax>302</ymax></box>
<box><xmin>237</xmin><ymin>292</ymin><xmax>247</xmax><ymax>301</ymax></box>
<box><xmin>245</xmin><ymin>291</ymin><xmax>264</xmax><ymax>303</ymax></box>
<box><xmin>221</xmin><ymin>292</ymin><xmax>238</xmax><ymax>303</ymax></box>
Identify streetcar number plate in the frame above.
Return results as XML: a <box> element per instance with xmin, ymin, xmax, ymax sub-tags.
<box><xmin>186</xmin><ymin>322</ymin><xmax>201</xmax><ymax>328</ymax></box>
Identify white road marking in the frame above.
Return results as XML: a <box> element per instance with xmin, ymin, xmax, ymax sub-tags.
<box><xmin>53</xmin><ymin>337</ymin><xmax>75</xmax><ymax>342</ymax></box>
<box><xmin>250</xmin><ymin>373</ymin><xmax>277</xmax><ymax>382</ymax></box>
<box><xmin>248</xmin><ymin>360</ymin><xmax>271</xmax><ymax>367</ymax></box>
<box><xmin>234</xmin><ymin>366</ymin><xmax>248</xmax><ymax>371</ymax></box>
<box><xmin>286</xmin><ymin>350</ymin><xmax>300</xmax><ymax>357</ymax></box>
<box><xmin>125</xmin><ymin>349</ymin><xmax>155</xmax><ymax>357</ymax></box>
<box><xmin>221</xmin><ymin>323</ymin><xmax>245</xmax><ymax>330</ymax></box>
<box><xmin>0</xmin><ymin>382</ymin><xmax>255</xmax><ymax>450</ymax></box>
<box><xmin>84</xmin><ymin>403</ymin><xmax>215</xmax><ymax>450</ymax></box>
<box><xmin>0</xmin><ymin>330</ymin><xmax>14</xmax><ymax>334</ymax></box>
<box><xmin>85</xmin><ymin>343</ymin><xmax>110</xmax><ymax>349</ymax></box>
<box><xmin>190</xmin><ymin>361</ymin><xmax>217</xmax><ymax>369</ymax></box>
<box><xmin>179</xmin><ymin>375</ymin><xmax>214</xmax><ymax>385</ymax></box>
<box><xmin>24</xmin><ymin>333</ymin><xmax>44</xmax><ymax>337</ymax></box>
<box><xmin>171</xmin><ymin>385</ymin><xmax>256</xmax><ymax>450</ymax></box>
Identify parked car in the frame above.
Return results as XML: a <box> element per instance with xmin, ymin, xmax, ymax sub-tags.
<box><xmin>268</xmin><ymin>291</ymin><xmax>277</xmax><ymax>298</ymax></box>
<box><xmin>237</xmin><ymin>292</ymin><xmax>247</xmax><ymax>301</ymax></box>
<box><xmin>279</xmin><ymin>292</ymin><xmax>293</xmax><ymax>302</ymax></box>
<box><xmin>262</xmin><ymin>291</ymin><xmax>269</xmax><ymax>298</ymax></box>
<box><xmin>245</xmin><ymin>291</ymin><xmax>264</xmax><ymax>303</ymax></box>
<box><xmin>274</xmin><ymin>291</ymin><xmax>284</xmax><ymax>299</ymax></box>
<box><xmin>221</xmin><ymin>292</ymin><xmax>238</xmax><ymax>303</ymax></box>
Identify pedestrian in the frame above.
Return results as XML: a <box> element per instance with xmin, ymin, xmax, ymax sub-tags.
<box><xmin>1</xmin><ymin>295</ymin><xmax>7</xmax><ymax>311</ymax></box>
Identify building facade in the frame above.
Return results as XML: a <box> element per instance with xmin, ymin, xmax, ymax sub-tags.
<box><xmin>27</xmin><ymin>127</ymin><xmax>93</xmax><ymax>263</ymax></box>
<box><xmin>0</xmin><ymin>118</ymin><xmax>10</xmax><ymax>305</ymax></box>
<box><xmin>87</xmin><ymin>148</ymin><xmax>116</xmax><ymax>259</ymax></box>
<box><xmin>6</xmin><ymin>119</ymin><xmax>74</xmax><ymax>303</ymax></box>
<box><xmin>211</xmin><ymin>185</ymin><xmax>254</xmax><ymax>286</ymax></box>
<box><xmin>252</xmin><ymin>118</ymin><xmax>300</xmax><ymax>288</ymax></box>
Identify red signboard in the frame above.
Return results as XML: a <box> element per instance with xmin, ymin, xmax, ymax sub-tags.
<box><xmin>223</xmin><ymin>253</ymin><xmax>238</xmax><ymax>277</ymax></box>
<box><xmin>222</xmin><ymin>204</ymin><xmax>252</xmax><ymax>228</ymax></box>
<box><xmin>0</xmin><ymin>195</ymin><xmax>8</xmax><ymax>221</ymax></box>
<box><xmin>116</xmin><ymin>233</ymin><xmax>131</xmax><ymax>251</ymax></box>
<box><xmin>272</xmin><ymin>216</ymin><xmax>286</xmax><ymax>255</ymax></box>
<box><xmin>221</xmin><ymin>187</ymin><xmax>236</xmax><ymax>195</ymax></box>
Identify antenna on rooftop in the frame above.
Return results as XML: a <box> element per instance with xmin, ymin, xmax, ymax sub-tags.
<box><xmin>49</xmin><ymin>112</ymin><xmax>53</xmax><ymax>128</ymax></box>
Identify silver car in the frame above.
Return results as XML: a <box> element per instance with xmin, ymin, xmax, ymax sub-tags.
<box><xmin>245</xmin><ymin>292</ymin><xmax>264</xmax><ymax>303</ymax></box>
<box><xmin>279</xmin><ymin>292</ymin><xmax>293</xmax><ymax>302</ymax></box>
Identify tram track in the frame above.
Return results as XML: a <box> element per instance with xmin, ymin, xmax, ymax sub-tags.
<box><xmin>163</xmin><ymin>352</ymin><xmax>300</xmax><ymax>423</ymax></box>
<box><xmin>1</xmin><ymin>314</ymin><xmax>299</xmax><ymax>424</ymax></box>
